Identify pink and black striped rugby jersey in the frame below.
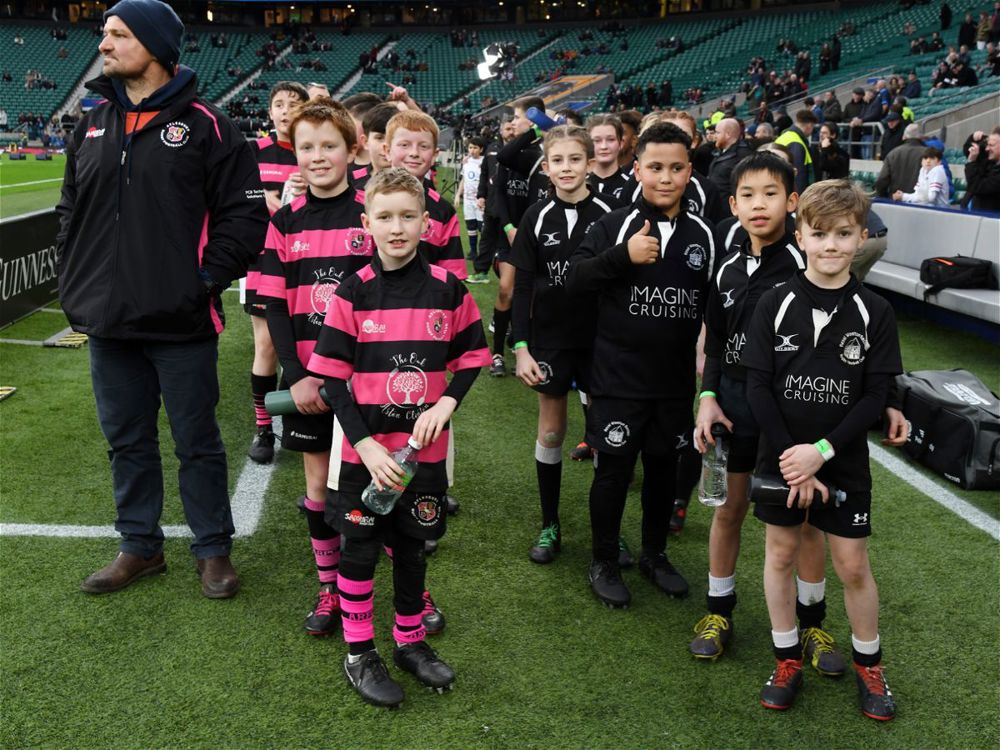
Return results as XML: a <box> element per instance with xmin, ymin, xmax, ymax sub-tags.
<box><xmin>256</xmin><ymin>188</ymin><xmax>374</xmax><ymax>370</ymax></box>
<box><xmin>309</xmin><ymin>254</ymin><xmax>491</xmax><ymax>494</ymax></box>
<box><xmin>254</xmin><ymin>132</ymin><xmax>299</xmax><ymax>211</ymax></box>
<box><xmin>420</xmin><ymin>183</ymin><xmax>468</xmax><ymax>281</ymax></box>
<box><xmin>245</xmin><ymin>133</ymin><xmax>300</xmax><ymax>304</ymax></box>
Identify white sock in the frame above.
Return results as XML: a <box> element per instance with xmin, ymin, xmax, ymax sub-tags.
<box><xmin>771</xmin><ymin>627</ymin><xmax>799</xmax><ymax>649</ymax></box>
<box><xmin>535</xmin><ymin>441</ymin><xmax>562</xmax><ymax>464</ymax></box>
<box><xmin>796</xmin><ymin>577</ymin><xmax>825</xmax><ymax>605</ymax></box>
<box><xmin>708</xmin><ymin>574</ymin><xmax>736</xmax><ymax>598</ymax></box>
<box><xmin>852</xmin><ymin>634</ymin><xmax>880</xmax><ymax>656</ymax></box>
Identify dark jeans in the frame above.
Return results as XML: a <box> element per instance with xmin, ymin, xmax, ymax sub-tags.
<box><xmin>89</xmin><ymin>336</ymin><xmax>233</xmax><ymax>559</ymax></box>
<box><xmin>590</xmin><ymin>449</ymin><xmax>677</xmax><ymax>561</ymax></box>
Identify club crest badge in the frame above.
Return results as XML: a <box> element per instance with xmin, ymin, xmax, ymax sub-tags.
<box><xmin>160</xmin><ymin>121</ymin><xmax>190</xmax><ymax>148</ymax></box>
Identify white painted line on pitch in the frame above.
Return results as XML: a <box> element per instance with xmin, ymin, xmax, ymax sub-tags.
<box><xmin>869</xmin><ymin>440</ymin><xmax>1000</xmax><ymax>541</ymax></box>
<box><xmin>0</xmin><ymin>178</ymin><xmax>63</xmax><ymax>189</ymax></box>
<box><xmin>0</xmin><ymin>417</ymin><xmax>280</xmax><ymax>538</ymax></box>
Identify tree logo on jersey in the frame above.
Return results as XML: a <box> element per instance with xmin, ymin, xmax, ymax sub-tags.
<box><xmin>412</xmin><ymin>496</ymin><xmax>440</xmax><ymax>526</ymax></box>
<box><xmin>160</xmin><ymin>121</ymin><xmax>190</xmax><ymax>148</ymax></box>
<box><xmin>345</xmin><ymin>229</ymin><xmax>373</xmax><ymax>256</ymax></box>
<box><xmin>426</xmin><ymin>309</ymin><xmax>449</xmax><ymax>341</ymax></box>
<box><xmin>683</xmin><ymin>244</ymin><xmax>706</xmax><ymax>271</ymax></box>
<box><xmin>839</xmin><ymin>332</ymin><xmax>867</xmax><ymax>365</ymax></box>
<box><xmin>542</xmin><ymin>232</ymin><xmax>561</xmax><ymax>247</ymax></box>
<box><xmin>721</xmin><ymin>289</ymin><xmax>736</xmax><ymax>309</ymax></box>
<box><xmin>388</xmin><ymin>364</ymin><xmax>428</xmax><ymax>407</ymax></box>
<box><xmin>536</xmin><ymin>361</ymin><xmax>552</xmax><ymax>386</ymax></box>
<box><xmin>310</xmin><ymin>268</ymin><xmax>344</xmax><ymax>325</ymax></box>
<box><xmin>774</xmin><ymin>333</ymin><xmax>800</xmax><ymax>352</ymax></box>
<box><xmin>603</xmin><ymin>421</ymin><xmax>630</xmax><ymax>448</ymax></box>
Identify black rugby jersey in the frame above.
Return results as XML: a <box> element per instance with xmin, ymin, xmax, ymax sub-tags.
<box><xmin>254</xmin><ymin>132</ymin><xmax>298</xmax><ymax>200</ymax></box>
<box><xmin>702</xmin><ymin>231</ymin><xmax>804</xmax><ymax>391</ymax></box>
<box><xmin>347</xmin><ymin>161</ymin><xmax>373</xmax><ymax>190</ymax></box>
<box><xmin>496</xmin><ymin>129</ymin><xmax>549</xmax><ymax>230</ymax></box>
<box><xmin>509</xmin><ymin>190</ymin><xmax>621</xmax><ymax>349</ymax></box>
<box><xmin>420</xmin><ymin>182</ymin><xmax>467</xmax><ymax>280</ymax></box>
<box><xmin>257</xmin><ymin>188</ymin><xmax>373</xmax><ymax>384</ymax></box>
<box><xmin>714</xmin><ymin>214</ymin><xmax>797</xmax><ymax>257</ymax></box>
<box><xmin>589</xmin><ymin>166</ymin><xmax>631</xmax><ymax>203</ymax></box>
<box><xmin>567</xmin><ymin>199</ymin><xmax>717</xmax><ymax>401</ymax></box>
<box><xmin>623</xmin><ymin>170</ymin><xmax>726</xmax><ymax>223</ymax></box>
<box><xmin>742</xmin><ymin>273</ymin><xmax>902</xmax><ymax>492</ymax></box>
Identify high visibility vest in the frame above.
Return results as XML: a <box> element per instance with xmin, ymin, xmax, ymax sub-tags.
<box><xmin>774</xmin><ymin>128</ymin><xmax>813</xmax><ymax>167</ymax></box>
<box><xmin>702</xmin><ymin>110</ymin><xmax>725</xmax><ymax>130</ymax></box>
<box><xmin>902</xmin><ymin>106</ymin><xmax>915</xmax><ymax>122</ymax></box>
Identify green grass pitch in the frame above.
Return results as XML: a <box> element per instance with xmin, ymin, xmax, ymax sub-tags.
<box><xmin>0</xmin><ymin>154</ymin><xmax>66</xmax><ymax>219</ymax></box>
<box><xmin>1</xmin><ymin>170</ymin><xmax>998</xmax><ymax>749</ymax></box>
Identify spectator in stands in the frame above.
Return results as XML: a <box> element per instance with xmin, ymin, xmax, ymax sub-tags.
<box><xmin>660</xmin><ymin>80</ymin><xmax>673</xmax><ymax>107</ymax></box>
<box><xmin>831</xmin><ymin>34</ymin><xmax>841</xmax><ymax>70</ymax></box>
<box><xmin>928</xmin><ymin>31</ymin><xmax>946</xmax><ymax>52</ymax></box>
<box><xmin>2</xmin><ymin>70</ymin><xmax>11</xmax><ymax>82</ymax></box>
<box><xmin>13</xmin><ymin>33</ymin><xmax>23</xmax><ymax>45</ymax></box>
<box><xmin>977</xmin><ymin>12</ymin><xmax>991</xmax><ymax>50</ymax></box>
<box><xmin>0</xmin><ymin>108</ymin><xmax>6</xmax><ymax>128</ymax></box>
<box><xmin>749</xmin><ymin>122</ymin><xmax>775</xmax><ymax>147</ymax></box>
<box><xmin>992</xmin><ymin>3</ymin><xmax>1000</xmax><ymax>44</ymax></box>
<box><xmin>618</xmin><ymin>110</ymin><xmax>642</xmax><ymax>171</ymax></box>
<box><xmin>774</xmin><ymin>109</ymin><xmax>817</xmax><ymax>194</ymax></box>
<box><xmin>60</xmin><ymin>0</ymin><xmax>267</xmax><ymax>599</ymax></box>
<box><xmin>306</xmin><ymin>82</ymin><xmax>329</xmax><ymax>99</ymax></box>
<box><xmin>57</xmin><ymin>45</ymin><xmax>68</xmax><ymax>58</ymax></box>
<box><xmin>874</xmin><ymin>123</ymin><xmax>925</xmax><ymax>197</ymax></box>
<box><xmin>911</xmin><ymin>36</ymin><xmax>928</xmax><ymax>55</ymax></box>
<box><xmin>959</xmin><ymin>12</ymin><xmax>978</xmax><ymax>48</ymax></box>
<box><xmin>903</xmin><ymin>71</ymin><xmax>922</xmax><ymax>98</ymax></box>
<box><xmin>963</xmin><ymin>126</ymin><xmax>1000</xmax><ymax>212</ymax></box>
<box><xmin>851</xmin><ymin>88</ymin><xmax>883</xmax><ymax>159</ymax></box>
<box><xmin>941</xmin><ymin>2</ymin><xmax>952</xmax><ymax>31</ymax></box>
<box><xmin>754</xmin><ymin>100</ymin><xmax>775</xmax><ymax>126</ymax></box>
<box><xmin>815</xmin><ymin>122</ymin><xmax>850</xmax><ymax>180</ymax></box>
<box><xmin>981</xmin><ymin>42</ymin><xmax>1000</xmax><ymax>77</ymax></box>
<box><xmin>707</xmin><ymin>118</ymin><xmax>752</xmax><ymax>200</ymax></box>
<box><xmin>880</xmin><ymin>112</ymin><xmax>905</xmax><ymax>158</ymax></box>
<box><xmin>892</xmin><ymin>146</ymin><xmax>951</xmax><ymax>207</ymax></box>
<box><xmin>822</xmin><ymin>89</ymin><xmax>843</xmax><ymax>122</ymax></box>
<box><xmin>819</xmin><ymin>42</ymin><xmax>832</xmax><ymax>75</ymax></box>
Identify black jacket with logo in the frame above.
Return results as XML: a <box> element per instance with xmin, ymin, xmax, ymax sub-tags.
<box><xmin>56</xmin><ymin>69</ymin><xmax>268</xmax><ymax>341</ymax></box>
<box><xmin>567</xmin><ymin>199</ymin><xmax>716</xmax><ymax>401</ymax></box>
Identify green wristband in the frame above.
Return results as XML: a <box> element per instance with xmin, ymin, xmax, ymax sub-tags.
<box><xmin>699</xmin><ymin>390</ymin><xmax>717</xmax><ymax>400</ymax></box>
<box><xmin>814</xmin><ymin>438</ymin><xmax>835</xmax><ymax>462</ymax></box>
<box><xmin>503</xmin><ymin>223</ymin><xmax>515</xmax><ymax>233</ymax></box>
<box><xmin>513</xmin><ymin>341</ymin><xmax>528</xmax><ymax>350</ymax></box>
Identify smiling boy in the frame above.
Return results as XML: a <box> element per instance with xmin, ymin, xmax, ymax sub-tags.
<box><xmin>568</xmin><ymin>122</ymin><xmax>716</xmax><ymax>608</ymax></box>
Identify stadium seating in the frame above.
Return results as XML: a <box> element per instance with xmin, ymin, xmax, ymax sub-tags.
<box><xmin>867</xmin><ymin>200</ymin><xmax>1000</xmax><ymax>322</ymax></box>
<box><xmin>253</xmin><ymin>32</ymin><xmax>390</xmax><ymax>97</ymax></box>
<box><xmin>189</xmin><ymin>31</ymin><xmax>291</xmax><ymax>102</ymax></box>
<box><xmin>1</xmin><ymin>26</ymin><xmax>97</xmax><ymax>123</ymax></box>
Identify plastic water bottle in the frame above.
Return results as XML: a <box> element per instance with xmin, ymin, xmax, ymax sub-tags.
<box><xmin>698</xmin><ymin>423</ymin><xmax>730</xmax><ymax>507</ymax></box>
<box><xmin>361</xmin><ymin>437</ymin><xmax>423</xmax><ymax>515</ymax></box>
<box><xmin>264</xmin><ymin>387</ymin><xmax>329</xmax><ymax>416</ymax></box>
<box><xmin>526</xmin><ymin>106</ymin><xmax>564</xmax><ymax>132</ymax></box>
<box><xmin>749</xmin><ymin>474</ymin><xmax>847</xmax><ymax>507</ymax></box>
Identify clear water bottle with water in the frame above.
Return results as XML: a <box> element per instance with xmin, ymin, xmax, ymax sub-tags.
<box><xmin>698</xmin><ymin>423</ymin><xmax>730</xmax><ymax>507</ymax></box>
<box><xmin>361</xmin><ymin>437</ymin><xmax>422</xmax><ymax>515</ymax></box>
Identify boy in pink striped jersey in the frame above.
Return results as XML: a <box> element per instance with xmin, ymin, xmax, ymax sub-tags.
<box><xmin>309</xmin><ymin>168</ymin><xmax>490</xmax><ymax>707</ymax></box>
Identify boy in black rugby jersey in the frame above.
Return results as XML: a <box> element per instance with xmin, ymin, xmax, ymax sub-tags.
<box><xmin>510</xmin><ymin>126</ymin><xmax>621</xmax><ymax>565</ymax></box>
<box><xmin>567</xmin><ymin>122</ymin><xmax>716</xmax><ymax>608</ymax></box>
<box><xmin>691</xmin><ymin>153</ymin><xmax>845</xmax><ymax>673</ymax></box>
<box><xmin>491</xmin><ymin>96</ymin><xmax>551</xmax><ymax>377</ymax></box>
<box><xmin>743</xmin><ymin>180</ymin><xmax>902</xmax><ymax>720</ymax></box>
<box><xmin>244</xmin><ymin>81</ymin><xmax>308</xmax><ymax>465</ymax></box>
<box><xmin>348</xmin><ymin>101</ymin><xmax>398</xmax><ymax>190</ymax></box>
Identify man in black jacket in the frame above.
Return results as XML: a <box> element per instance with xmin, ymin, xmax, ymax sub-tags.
<box><xmin>964</xmin><ymin>126</ymin><xmax>1000</xmax><ymax>212</ymax></box>
<box><xmin>56</xmin><ymin>0</ymin><xmax>268</xmax><ymax>598</ymax></box>
<box><xmin>707</xmin><ymin>118</ymin><xmax>752</xmax><ymax>201</ymax></box>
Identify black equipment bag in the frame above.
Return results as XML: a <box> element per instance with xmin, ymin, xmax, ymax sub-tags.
<box><xmin>919</xmin><ymin>255</ymin><xmax>997</xmax><ymax>300</ymax></box>
<box><xmin>895</xmin><ymin>369</ymin><xmax>1000</xmax><ymax>490</ymax></box>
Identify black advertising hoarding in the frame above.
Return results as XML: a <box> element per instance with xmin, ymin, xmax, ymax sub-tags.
<box><xmin>0</xmin><ymin>209</ymin><xmax>60</xmax><ymax>328</ymax></box>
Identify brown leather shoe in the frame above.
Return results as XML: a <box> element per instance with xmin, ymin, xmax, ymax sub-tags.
<box><xmin>80</xmin><ymin>551</ymin><xmax>166</xmax><ymax>594</ymax></box>
<box><xmin>196</xmin><ymin>556</ymin><xmax>240</xmax><ymax>599</ymax></box>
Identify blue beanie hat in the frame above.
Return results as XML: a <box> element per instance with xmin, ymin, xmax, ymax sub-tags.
<box><xmin>104</xmin><ymin>0</ymin><xmax>184</xmax><ymax>74</ymax></box>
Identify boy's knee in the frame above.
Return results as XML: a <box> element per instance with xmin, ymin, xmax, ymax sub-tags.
<box><xmin>540</xmin><ymin>431</ymin><xmax>564</xmax><ymax>448</ymax></box>
<box><xmin>837</xmin><ymin>558</ymin><xmax>872</xmax><ymax>589</ymax></box>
